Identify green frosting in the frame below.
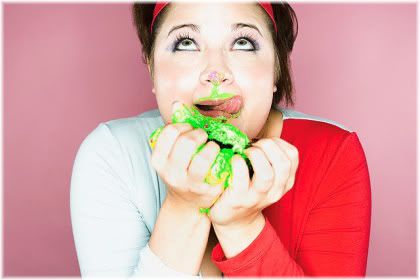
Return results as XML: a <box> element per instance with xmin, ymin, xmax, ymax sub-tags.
<box><xmin>149</xmin><ymin>103</ymin><xmax>254</xmax><ymax>190</ymax></box>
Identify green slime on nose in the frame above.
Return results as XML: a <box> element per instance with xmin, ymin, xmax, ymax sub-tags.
<box><xmin>148</xmin><ymin>83</ymin><xmax>254</xmax><ymax>191</ymax></box>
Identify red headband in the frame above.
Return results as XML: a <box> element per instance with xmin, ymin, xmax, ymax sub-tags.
<box><xmin>150</xmin><ymin>1</ymin><xmax>277</xmax><ymax>33</ymax></box>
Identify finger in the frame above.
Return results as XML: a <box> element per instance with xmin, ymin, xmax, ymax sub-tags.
<box><xmin>168</xmin><ymin>128</ymin><xmax>208</xmax><ymax>174</ymax></box>
<box><xmin>151</xmin><ymin>123</ymin><xmax>193</xmax><ymax>172</ymax></box>
<box><xmin>272</xmin><ymin>138</ymin><xmax>299</xmax><ymax>192</ymax></box>
<box><xmin>243</xmin><ymin>147</ymin><xmax>274</xmax><ymax>193</ymax></box>
<box><xmin>229</xmin><ymin>154</ymin><xmax>250</xmax><ymax>195</ymax></box>
<box><xmin>252</xmin><ymin>138</ymin><xmax>291</xmax><ymax>201</ymax></box>
<box><xmin>187</xmin><ymin>141</ymin><xmax>220</xmax><ymax>182</ymax></box>
<box><xmin>191</xmin><ymin>180</ymin><xmax>224</xmax><ymax>198</ymax></box>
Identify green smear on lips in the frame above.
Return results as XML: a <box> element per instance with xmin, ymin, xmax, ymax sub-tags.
<box><xmin>195</xmin><ymin>84</ymin><xmax>236</xmax><ymax>103</ymax></box>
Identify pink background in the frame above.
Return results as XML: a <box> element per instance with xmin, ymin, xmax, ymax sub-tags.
<box><xmin>3</xmin><ymin>3</ymin><xmax>416</xmax><ymax>276</ymax></box>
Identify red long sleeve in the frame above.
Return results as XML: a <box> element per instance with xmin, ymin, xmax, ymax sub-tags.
<box><xmin>212</xmin><ymin>216</ymin><xmax>305</xmax><ymax>276</ymax></box>
<box><xmin>211</xmin><ymin>119</ymin><xmax>372</xmax><ymax>276</ymax></box>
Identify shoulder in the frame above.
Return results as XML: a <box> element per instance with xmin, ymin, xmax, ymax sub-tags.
<box><xmin>102</xmin><ymin>109</ymin><xmax>165</xmax><ymax>145</ymax></box>
<box><xmin>275</xmin><ymin>105</ymin><xmax>367</xmax><ymax>173</ymax></box>
<box><xmin>275</xmin><ymin>105</ymin><xmax>354</xmax><ymax>151</ymax></box>
<box><xmin>76</xmin><ymin>109</ymin><xmax>164</xmax><ymax>159</ymax></box>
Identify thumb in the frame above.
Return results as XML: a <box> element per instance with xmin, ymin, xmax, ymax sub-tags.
<box><xmin>171</xmin><ymin>101</ymin><xmax>186</xmax><ymax>124</ymax></box>
<box><xmin>172</xmin><ymin>101</ymin><xmax>183</xmax><ymax>115</ymax></box>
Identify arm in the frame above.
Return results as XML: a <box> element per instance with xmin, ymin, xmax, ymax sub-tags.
<box><xmin>70</xmin><ymin>123</ymin><xmax>207</xmax><ymax>277</ymax></box>
<box><xmin>147</xmin><ymin>196</ymin><xmax>211</xmax><ymax>275</ymax></box>
<box><xmin>211</xmin><ymin>132</ymin><xmax>372</xmax><ymax>276</ymax></box>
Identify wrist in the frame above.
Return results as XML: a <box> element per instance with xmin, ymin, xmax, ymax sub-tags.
<box><xmin>212</xmin><ymin>213</ymin><xmax>265</xmax><ymax>259</ymax></box>
<box><xmin>149</xmin><ymin>196</ymin><xmax>211</xmax><ymax>275</ymax></box>
<box><xmin>163</xmin><ymin>195</ymin><xmax>211</xmax><ymax>225</ymax></box>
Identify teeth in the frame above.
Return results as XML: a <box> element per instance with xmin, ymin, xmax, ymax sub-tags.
<box><xmin>195</xmin><ymin>99</ymin><xmax>226</xmax><ymax>106</ymax></box>
<box><xmin>195</xmin><ymin>104</ymin><xmax>215</xmax><ymax>111</ymax></box>
<box><xmin>197</xmin><ymin>108</ymin><xmax>232</xmax><ymax>118</ymax></box>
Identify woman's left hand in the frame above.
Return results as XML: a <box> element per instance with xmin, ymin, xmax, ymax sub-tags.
<box><xmin>208</xmin><ymin>137</ymin><xmax>299</xmax><ymax>257</ymax></box>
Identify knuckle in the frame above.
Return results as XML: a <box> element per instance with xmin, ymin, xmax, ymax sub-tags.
<box><xmin>265</xmin><ymin>174</ymin><xmax>275</xmax><ymax>185</ymax></box>
<box><xmin>198</xmin><ymin>151</ymin><xmax>215</xmax><ymax>166</ymax></box>
<box><xmin>188</xmin><ymin>182</ymin><xmax>207</xmax><ymax>194</ymax></box>
<box><xmin>257</xmin><ymin>138</ymin><xmax>270</xmax><ymax>148</ymax></box>
<box><xmin>194</xmin><ymin>142</ymin><xmax>219</xmax><ymax>164</ymax></box>
<box><xmin>150</xmin><ymin>155</ymin><xmax>164</xmax><ymax>173</ymax></box>
<box><xmin>182</xmin><ymin>129</ymin><xmax>208</xmax><ymax>147</ymax></box>
<box><xmin>244</xmin><ymin>195</ymin><xmax>259</xmax><ymax>208</ymax></box>
<box><xmin>166</xmin><ymin>170</ymin><xmax>186</xmax><ymax>187</ymax></box>
<box><xmin>207</xmin><ymin>141</ymin><xmax>221</xmax><ymax>152</ymax></box>
<box><xmin>206</xmin><ymin>142</ymin><xmax>221</xmax><ymax>158</ymax></box>
<box><xmin>259</xmin><ymin>170</ymin><xmax>274</xmax><ymax>184</ymax></box>
<box><xmin>165</xmin><ymin>124</ymin><xmax>182</xmax><ymax>138</ymax></box>
<box><xmin>195</xmin><ymin>128</ymin><xmax>208</xmax><ymax>140</ymax></box>
<box><xmin>290</xmin><ymin>146</ymin><xmax>299</xmax><ymax>159</ymax></box>
<box><xmin>287</xmin><ymin>177</ymin><xmax>296</xmax><ymax>189</ymax></box>
<box><xmin>173</xmin><ymin>122</ymin><xmax>193</xmax><ymax>131</ymax></box>
<box><xmin>270</xmin><ymin>192</ymin><xmax>283</xmax><ymax>204</ymax></box>
<box><xmin>150</xmin><ymin>155</ymin><xmax>159</xmax><ymax>170</ymax></box>
<box><xmin>164</xmin><ymin>173</ymin><xmax>177</xmax><ymax>187</ymax></box>
<box><xmin>255</xmin><ymin>183</ymin><xmax>271</xmax><ymax>194</ymax></box>
<box><xmin>247</xmin><ymin>146</ymin><xmax>259</xmax><ymax>156</ymax></box>
<box><xmin>282</xmin><ymin>158</ymin><xmax>292</xmax><ymax>170</ymax></box>
<box><xmin>179</xmin><ymin>134</ymin><xmax>197</xmax><ymax>147</ymax></box>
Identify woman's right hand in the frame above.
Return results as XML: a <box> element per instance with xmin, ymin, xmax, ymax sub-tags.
<box><xmin>150</xmin><ymin>105</ymin><xmax>224</xmax><ymax>212</ymax></box>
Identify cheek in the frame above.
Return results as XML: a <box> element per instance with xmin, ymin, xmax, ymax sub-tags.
<box><xmin>153</xmin><ymin>54</ymin><xmax>200</xmax><ymax>124</ymax></box>
<box><xmin>155</xmin><ymin>52</ymin><xmax>201</xmax><ymax>90</ymax></box>
<box><xmin>233</xmin><ymin>58</ymin><xmax>275</xmax><ymax>105</ymax></box>
<box><xmin>230</xmin><ymin>52</ymin><xmax>275</xmax><ymax>89</ymax></box>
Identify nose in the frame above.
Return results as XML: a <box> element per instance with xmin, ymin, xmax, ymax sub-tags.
<box><xmin>200</xmin><ymin>69</ymin><xmax>233</xmax><ymax>87</ymax></box>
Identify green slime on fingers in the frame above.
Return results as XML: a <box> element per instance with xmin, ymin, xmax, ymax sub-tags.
<box><xmin>149</xmin><ymin>84</ymin><xmax>254</xmax><ymax>191</ymax></box>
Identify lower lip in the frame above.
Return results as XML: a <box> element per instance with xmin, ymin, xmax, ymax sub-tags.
<box><xmin>197</xmin><ymin>108</ymin><xmax>231</xmax><ymax>118</ymax></box>
<box><xmin>196</xmin><ymin>108</ymin><xmax>242</xmax><ymax>120</ymax></box>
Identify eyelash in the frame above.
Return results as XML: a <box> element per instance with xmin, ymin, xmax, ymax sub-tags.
<box><xmin>172</xmin><ymin>31</ymin><xmax>259</xmax><ymax>52</ymax></box>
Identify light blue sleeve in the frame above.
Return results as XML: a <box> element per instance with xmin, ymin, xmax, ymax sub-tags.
<box><xmin>70</xmin><ymin>122</ymin><xmax>201</xmax><ymax>277</ymax></box>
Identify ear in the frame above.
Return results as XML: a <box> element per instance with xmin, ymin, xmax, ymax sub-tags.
<box><xmin>146</xmin><ymin>59</ymin><xmax>156</xmax><ymax>95</ymax></box>
<box><xmin>147</xmin><ymin>62</ymin><xmax>152</xmax><ymax>75</ymax></box>
<box><xmin>273</xmin><ymin>85</ymin><xmax>277</xmax><ymax>93</ymax></box>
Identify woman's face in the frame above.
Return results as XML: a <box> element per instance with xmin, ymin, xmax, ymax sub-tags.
<box><xmin>150</xmin><ymin>2</ymin><xmax>277</xmax><ymax>140</ymax></box>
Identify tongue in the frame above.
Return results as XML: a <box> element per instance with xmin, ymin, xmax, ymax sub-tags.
<box><xmin>200</xmin><ymin>95</ymin><xmax>243</xmax><ymax>114</ymax></box>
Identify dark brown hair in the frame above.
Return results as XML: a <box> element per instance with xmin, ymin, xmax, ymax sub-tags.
<box><xmin>132</xmin><ymin>2</ymin><xmax>298</xmax><ymax>107</ymax></box>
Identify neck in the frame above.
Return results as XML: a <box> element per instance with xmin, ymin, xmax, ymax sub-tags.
<box><xmin>252</xmin><ymin>107</ymin><xmax>283</xmax><ymax>142</ymax></box>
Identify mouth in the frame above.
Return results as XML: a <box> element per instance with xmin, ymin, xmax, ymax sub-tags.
<box><xmin>193</xmin><ymin>95</ymin><xmax>243</xmax><ymax>119</ymax></box>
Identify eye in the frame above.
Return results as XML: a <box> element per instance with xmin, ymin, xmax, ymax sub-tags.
<box><xmin>233</xmin><ymin>38</ymin><xmax>254</xmax><ymax>50</ymax></box>
<box><xmin>173</xmin><ymin>32</ymin><xmax>199</xmax><ymax>51</ymax></box>
<box><xmin>232</xmin><ymin>32</ymin><xmax>259</xmax><ymax>51</ymax></box>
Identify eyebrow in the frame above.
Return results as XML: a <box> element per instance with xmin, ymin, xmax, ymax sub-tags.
<box><xmin>167</xmin><ymin>23</ymin><xmax>263</xmax><ymax>38</ymax></box>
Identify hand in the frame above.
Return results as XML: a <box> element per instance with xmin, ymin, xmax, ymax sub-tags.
<box><xmin>150</xmin><ymin>103</ymin><xmax>225</xmax><ymax>213</ymax></box>
<box><xmin>209</xmin><ymin>137</ymin><xmax>299</xmax><ymax>227</ymax></box>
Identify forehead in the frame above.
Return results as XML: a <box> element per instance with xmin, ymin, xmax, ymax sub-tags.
<box><xmin>160</xmin><ymin>2</ymin><xmax>268</xmax><ymax>33</ymax></box>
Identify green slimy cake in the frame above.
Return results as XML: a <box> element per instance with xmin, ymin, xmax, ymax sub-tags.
<box><xmin>149</xmin><ymin>103</ymin><xmax>254</xmax><ymax>190</ymax></box>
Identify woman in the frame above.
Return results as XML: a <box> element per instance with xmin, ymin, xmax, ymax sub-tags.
<box><xmin>70</xmin><ymin>1</ymin><xmax>371</xmax><ymax>277</ymax></box>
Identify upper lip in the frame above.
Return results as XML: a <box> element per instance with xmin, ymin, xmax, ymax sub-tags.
<box><xmin>193</xmin><ymin>95</ymin><xmax>241</xmax><ymax>106</ymax></box>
